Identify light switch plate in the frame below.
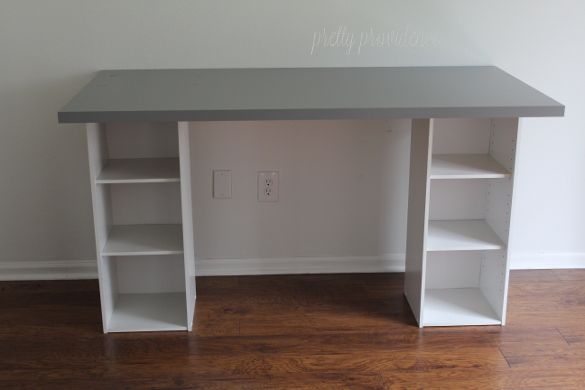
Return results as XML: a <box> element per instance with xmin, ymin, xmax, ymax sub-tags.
<box><xmin>213</xmin><ymin>170</ymin><xmax>232</xmax><ymax>199</ymax></box>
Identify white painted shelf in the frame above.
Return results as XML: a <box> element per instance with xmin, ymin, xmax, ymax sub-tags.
<box><xmin>102</xmin><ymin>224</ymin><xmax>183</xmax><ymax>256</ymax></box>
<box><xmin>427</xmin><ymin>220</ymin><xmax>504</xmax><ymax>251</ymax></box>
<box><xmin>107</xmin><ymin>293</ymin><xmax>187</xmax><ymax>332</ymax></box>
<box><xmin>431</xmin><ymin>154</ymin><xmax>510</xmax><ymax>180</ymax></box>
<box><xmin>96</xmin><ymin>158</ymin><xmax>180</xmax><ymax>184</ymax></box>
<box><xmin>423</xmin><ymin>288</ymin><xmax>501</xmax><ymax>326</ymax></box>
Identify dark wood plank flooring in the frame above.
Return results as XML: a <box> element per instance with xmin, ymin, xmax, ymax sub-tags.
<box><xmin>1</xmin><ymin>270</ymin><xmax>585</xmax><ymax>389</ymax></box>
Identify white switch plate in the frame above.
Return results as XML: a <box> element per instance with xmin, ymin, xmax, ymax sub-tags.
<box><xmin>213</xmin><ymin>170</ymin><xmax>232</xmax><ymax>199</ymax></box>
<box><xmin>258</xmin><ymin>171</ymin><xmax>278</xmax><ymax>202</ymax></box>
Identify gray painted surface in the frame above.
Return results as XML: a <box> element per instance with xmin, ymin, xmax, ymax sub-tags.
<box><xmin>58</xmin><ymin>67</ymin><xmax>564</xmax><ymax>123</ymax></box>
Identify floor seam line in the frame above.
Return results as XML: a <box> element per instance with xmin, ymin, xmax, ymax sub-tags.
<box><xmin>555</xmin><ymin>327</ymin><xmax>571</xmax><ymax>346</ymax></box>
<box><xmin>498</xmin><ymin>346</ymin><xmax>512</xmax><ymax>369</ymax></box>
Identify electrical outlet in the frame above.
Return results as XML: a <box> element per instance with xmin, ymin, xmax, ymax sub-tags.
<box><xmin>258</xmin><ymin>171</ymin><xmax>278</xmax><ymax>202</ymax></box>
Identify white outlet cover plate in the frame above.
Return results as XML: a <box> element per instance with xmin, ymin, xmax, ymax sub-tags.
<box><xmin>258</xmin><ymin>171</ymin><xmax>278</xmax><ymax>202</ymax></box>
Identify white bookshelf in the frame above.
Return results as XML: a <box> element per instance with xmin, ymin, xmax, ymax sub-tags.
<box><xmin>405</xmin><ymin>118</ymin><xmax>519</xmax><ymax>327</ymax></box>
<box><xmin>86</xmin><ymin>122</ymin><xmax>196</xmax><ymax>333</ymax></box>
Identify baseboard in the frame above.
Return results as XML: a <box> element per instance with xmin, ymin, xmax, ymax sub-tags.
<box><xmin>0</xmin><ymin>255</ymin><xmax>406</xmax><ymax>280</ymax></box>
<box><xmin>195</xmin><ymin>252</ymin><xmax>585</xmax><ymax>275</ymax></box>
<box><xmin>510</xmin><ymin>252</ymin><xmax>585</xmax><ymax>270</ymax></box>
<box><xmin>0</xmin><ymin>260</ymin><xmax>98</xmax><ymax>281</ymax></box>
<box><xmin>196</xmin><ymin>254</ymin><xmax>406</xmax><ymax>276</ymax></box>
<box><xmin>2</xmin><ymin>252</ymin><xmax>585</xmax><ymax>281</ymax></box>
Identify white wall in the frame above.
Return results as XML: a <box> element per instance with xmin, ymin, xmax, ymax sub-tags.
<box><xmin>0</xmin><ymin>0</ymin><xmax>583</xmax><ymax>279</ymax></box>
<box><xmin>190</xmin><ymin>120</ymin><xmax>410</xmax><ymax>275</ymax></box>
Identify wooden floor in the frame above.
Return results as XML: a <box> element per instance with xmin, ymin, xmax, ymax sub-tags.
<box><xmin>1</xmin><ymin>270</ymin><xmax>585</xmax><ymax>389</ymax></box>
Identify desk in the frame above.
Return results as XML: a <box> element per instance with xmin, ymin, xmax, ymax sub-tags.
<box><xmin>59</xmin><ymin>67</ymin><xmax>564</xmax><ymax>332</ymax></box>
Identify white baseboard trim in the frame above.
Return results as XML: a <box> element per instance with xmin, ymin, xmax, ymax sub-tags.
<box><xmin>0</xmin><ymin>260</ymin><xmax>98</xmax><ymax>281</ymax></box>
<box><xmin>0</xmin><ymin>255</ymin><xmax>406</xmax><ymax>280</ymax></box>
<box><xmin>2</xmin><ymin>252</ymin><xmax>585</xmax><ymax>281</ymax></box>
<box><xmin>510</xmin><ymin>252</ymin><xmax>585</xmax><ymax>270</ymax></box>
<box><xmin>196</xmin><ymin>254</ymin><xmax>406</xmax><ymax>276</ymax></box>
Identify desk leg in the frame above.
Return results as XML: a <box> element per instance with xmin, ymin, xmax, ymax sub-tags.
<box><xmin>404</xmin><ymin>118</ymin><xmax>520</xmax><ymax>328</ymax></box>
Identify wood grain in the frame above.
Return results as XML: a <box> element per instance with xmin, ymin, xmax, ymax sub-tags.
<box><xmin>1</xmin><ymin>271</ymin><xmax>584</xmax><ymax>389</ymax></box>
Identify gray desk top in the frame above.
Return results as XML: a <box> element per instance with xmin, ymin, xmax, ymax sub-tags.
<box><xmin>58</xmin><ymin>66</ymin><xmax>564</xmax><ymax>123</ymax></box>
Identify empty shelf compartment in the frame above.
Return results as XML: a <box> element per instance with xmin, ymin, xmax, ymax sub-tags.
<box><xmin>431</xmin><ymin>154</ymin><xmax>510</xmax><ymax>180</ymax></box>
<box><xmin>96</xmin><ymin>158</ymin><xmax>180</xmax><ymax>184</ymax></box>
<box><xmin>427</xmin><ymin>220</ymin><xmax>504</xmax><ymax>251</ymax></box>
<box><xmin>107</xmin><ymin>292</ymin><xmax>187</xmax><ymax>332</ymax></box>
<box><xmin>102</xmin><ymin>224</ymin><xmax>183</xmax><ymax>256</ymax></box>
<box><xmin>423</xmin><ymin>288</ymin><xmax>501</xmax><ymax>326</ymax></box>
